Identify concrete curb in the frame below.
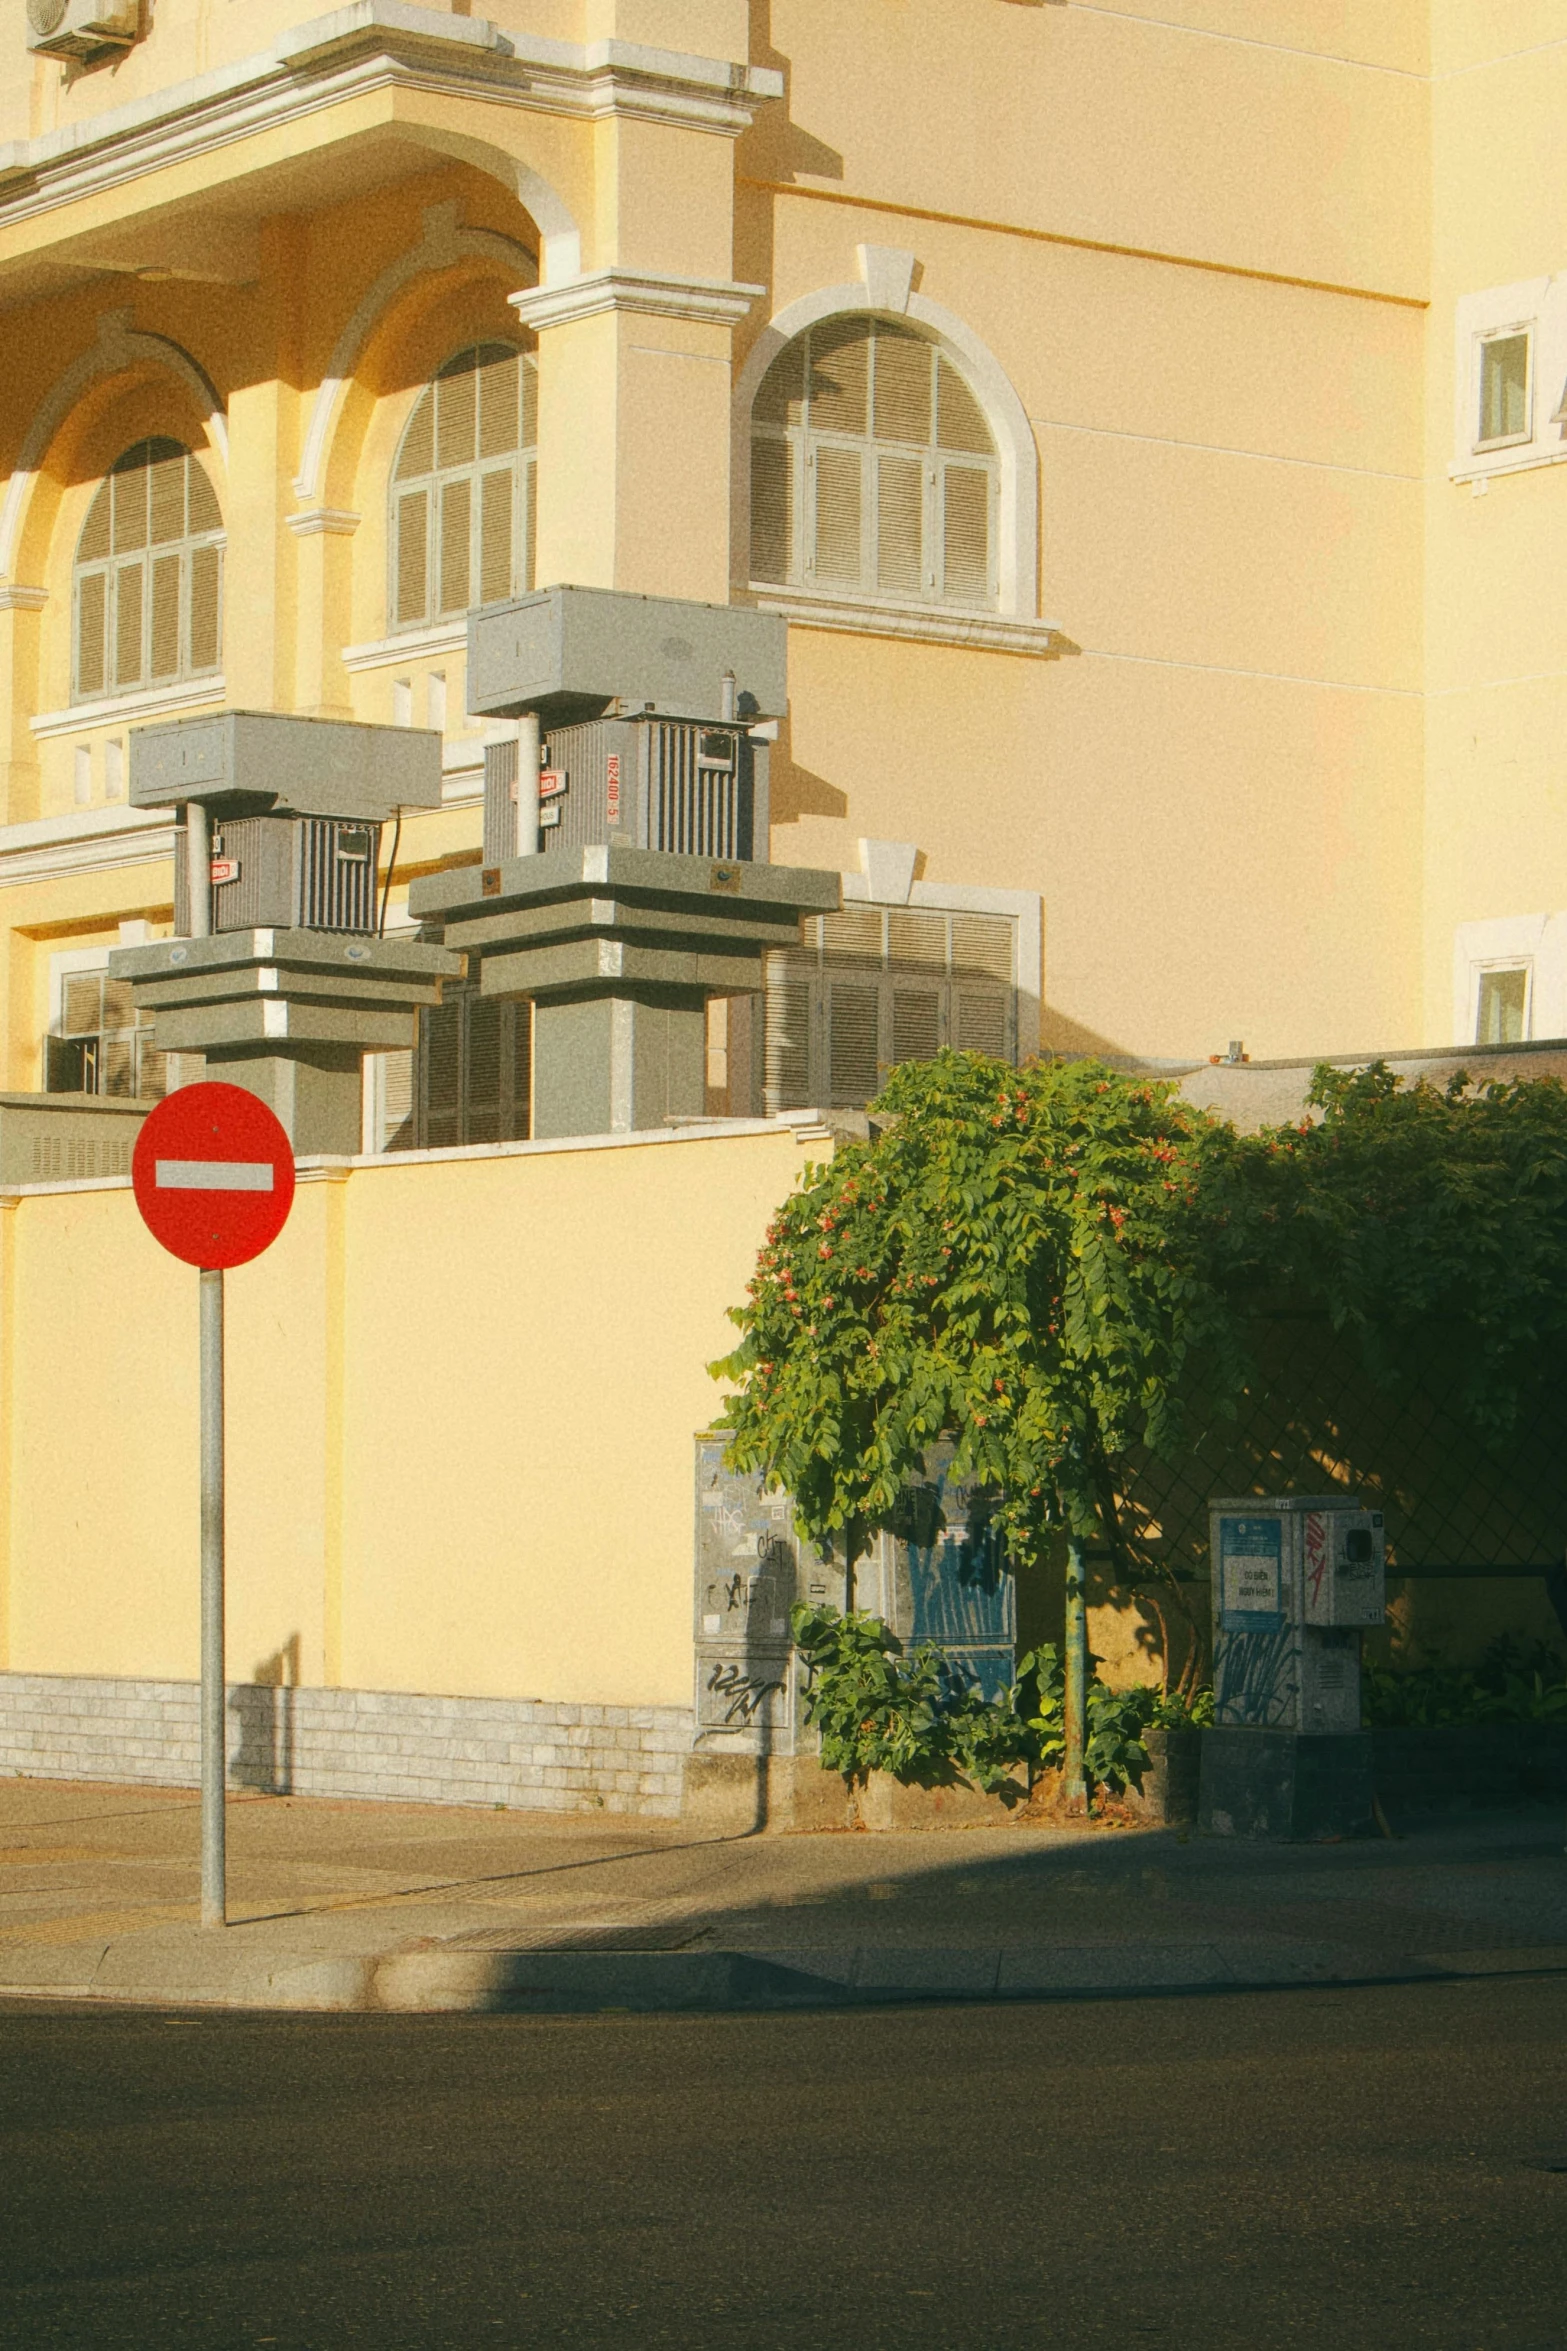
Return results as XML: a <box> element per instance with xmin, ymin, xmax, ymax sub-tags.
<box><xmin>4</xmin><ymin>1938</ymin><xmax>1566</xmax><ymax>2014</ymax></box>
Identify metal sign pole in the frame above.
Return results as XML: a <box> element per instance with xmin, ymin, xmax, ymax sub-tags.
<box><xmin>199</xmin><ymin>1264</ymin><xmax>226</xmax><ymax>1929</ymax></box>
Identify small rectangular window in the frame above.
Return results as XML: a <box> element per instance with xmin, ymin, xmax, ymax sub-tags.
<box><xmin>1476</xmin><ymin>964</ymin><xmax>1529</xmax><ymax>1044</ymax></box>
<box><xmin>1477</xmin><ymin>330</ymin><xmax>1531</xmax><ymax>448</ymax></box>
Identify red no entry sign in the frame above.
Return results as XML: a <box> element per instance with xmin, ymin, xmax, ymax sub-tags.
<box><xmin>132</xmin><ymin>1082</ymin><xmax>296</xmax><ymax>1270</ymax></box>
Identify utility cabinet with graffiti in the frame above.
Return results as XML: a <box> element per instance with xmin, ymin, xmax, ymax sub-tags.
<box><xmin>1199</xmin><ymin>1493</ymin><xmax>1386</xmax><ymax>1841</ymax></box>
<box><xmin>693</xmin><ymin>1435</ymin><xmax>1017</xmax><ymax>1761</ymax></box>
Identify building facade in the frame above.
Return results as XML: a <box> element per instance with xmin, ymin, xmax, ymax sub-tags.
<box><xmin>0</xmin><ymin>3</ymin><xmax>1561</xmax><ymax>1130</ymax></box>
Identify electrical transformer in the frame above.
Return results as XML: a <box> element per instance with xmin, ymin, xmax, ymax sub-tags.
<box><xmin>130</xmin><ymin>709</ymin><xmax>442</xmax><ymax>942</ymax></box>
<box><xmin>482</xmin><ymin>715</ymin><xmax>762</xmax><ymax>867</ymax></box>
<box><xmin>174</xmin><ymin>813</ymin><xmax>382</xmax><ymax>936</ymax></box>
<box><xmin>1209</xmin><ymin>1495</ymin><xmax>1386</xmax><ymax>1734</ymax></box>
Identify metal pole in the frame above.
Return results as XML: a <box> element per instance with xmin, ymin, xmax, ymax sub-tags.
<box><xmin>1063</xmin><ymin>1534</ymin><xmax>1088</xmax><ymax>1805</ymax></box>
<box><xmin>515</xmin><ymin>712</ymin><xmax>541</xmax><ymax>857</ymax></box>
<box><xmin>200</xmin><ymin>1266</ymin><xmax>226</xmax><ymax>1929</ymax></box>
<box><xmin>186</xmin><ymin>802</ymin><xmax>212</xmax><ymax>938</ymax></box>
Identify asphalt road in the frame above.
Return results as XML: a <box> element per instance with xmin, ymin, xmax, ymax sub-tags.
<box><xmin>1</xmin><ymin>1978</ymin><xmax>1563</xmax><ymax>2350</ymax></box>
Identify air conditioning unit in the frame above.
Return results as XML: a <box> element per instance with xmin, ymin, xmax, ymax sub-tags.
<box><xmin>27</xmin><ymin>0</ymin><xmax>139</xmax><ymax>57</ymax></box>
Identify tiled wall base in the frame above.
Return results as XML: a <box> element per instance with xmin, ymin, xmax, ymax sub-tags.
<box><xmin>0</xmin><ymin>1673</ymin><xmax>694</xmax><ymax>1819</ymax></box>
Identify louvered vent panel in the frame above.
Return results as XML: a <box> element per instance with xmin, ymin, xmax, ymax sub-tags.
<box><xmin>942</xmin><ymin>464</ymin><xmax>991</xmax><ymax>604</ymax></box>
<box><xmin>478</xmin><ymin>467</ymin><xmax>514</xmax><ymax>607</ymax></box>
<box><xmin>465</xmin><ymin>996</ymin><xmax>504</xmax><ymax>1144</ymax></box>
<box><xmin>750</xmin><ymin>437</ymin><xmax>792</xmax><ymax>584</ymax></box>
<box><xmin>114</xmin><ymin>563</ymin><xmax>144</xmax><ymax>689</ymax></box>
<box><xmin>827</xmin><ymin>982</ymin><xmax>881</xmax><ymax>1104</ymax></box>
<box><xmin>148</xmin><ymin>451</ymin><xmax>185</xmax><ymax>546</ymax></box>
<box><xmin>78</xmin><ymin>483</ymin><xmax>111</xmax><ymax>563</ymax></box>
<box><xmin>396</xmin><ymin>389</ymin><xmax>435</xmax><ymax>480</ymax></box>
<box><xmin>937</xmin><ymin>358</ymin><xmax>994</xmax><ymax>456</ymax></box>
<box><xmin>298</xmin><ymin>818</ymin><xmax>381</xmax><ymax>933</ymax></box>
<box><xmin>149</xmin><ymin>553</ymin><xmax>181</xmax><ymax>681</ymax></box>
<box><xmin>887</xmin><ymin>910</ymin><xmax>947</xmax><ymax>971</ymax></box>
<box><xmin>438</xmin><ymin>477</ymin><xmax>471</xmax><ymax>617</ymax></box>
<box><xmin>189</xmin><ymin>546</ymin><xmax>222</xmax><ymax>673</ymax></box>
<box><xmin>395</xmin><ymin>490</ymin><xmax>429</xmax><ymax>627</ymax></box>
<box><xmin>820</xmin><ymin>908</ymin><xmax>884</xmax><ymax>968</ymax></box>
<box><xmin>872</xmin><ymin>327</ymin><xmax>932</xmax><ymax>446</ymax></box>
<box><xmin>807</xmin><ymin>321</ymin><xmax>869</xmax><ymax>435</ymax></box>
<box><xmin>951</xmin><ymin>914</ymin><xmax>1014</xmax><ymax>984</ymax></box>
<box><xmin>954</xmin><ymin>990</ymin><xmax>1011</xmax><ymax>1057</ymax></box>
<box><xmin>876</xmin><ymin>453</ymin><xmax>923</xmax><ymax>596</ymax></box>
<box><xmin>477</xmin><ymin>350</ymin><xmax>521</xmax><ymax>461</ymax></box>
<box><xmin>891</xmin><ymin>987</ymin><xmax>942</xmax><ymax>1066</ymax></box>
<box><xmin>76</xmin><ymin>573</ymin><xmax>106</xmax><ymax>697</ymax></box>
<box><xmin>484</xmin><ymin>737</ymin><xmax>519</xmax><ymax>865</ymax></box>
<box><xmin>187</xmin><ymin>464</ymin><xmax>221</xmax><ymax>535</ymax></box>
<box><xmin>764</xmin><ymin>955</ymin><xmax>812</xmax><ymax>1114</ymax></box>
<box><xmin>421</xmin><ymin>998</ymin><xmax>461</xmax><ymax>1149</ymax></box>
<box><xmin>813</xmin><ymin>446</ymin><xmax>863</xmax><ymax>585</ymax></box>
<box><xmin>436</xmin><ymin>355</ymin><xmax>478</xmax><ymax>470</ymax></box>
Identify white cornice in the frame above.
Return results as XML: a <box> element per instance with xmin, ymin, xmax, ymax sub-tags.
<box><xmin>342</xmin><ymin>619</ymin><xmax>466</xmax><ymax>671</ymax></box>
<box><xmin>31</xmin><ymin>677</ymin><xmax>225</xmax><ymax>738</ymax></box>
<box><xmin>510</xmin><ymin>270</ymin><xmax>763</xmax><ymax>332</ymax></box>
<box><xmin>0</xmin><ymin>803</ymin><xmax>176</xmax><ymax>888</ymax></box>
<box><xmin>286</xmin><ymin>506</ymin><xmax>361</xmax><ymax>537</ymax></box>
<box><xmin>0</xmin><ymin>584</ymin><xmax>48</xmax><ymax>611</ymax></box>
<box><xmin>753</xmin><ymin>587</ymin><xmax>1064</xmax><ymax>658</ymax></box>
<box><xmin>0</xmin><ymin>5</ymin><xmax>777</xmax><ymax>245</ymax></box>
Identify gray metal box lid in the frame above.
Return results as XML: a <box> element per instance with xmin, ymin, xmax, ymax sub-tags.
<box><xmin>467</xmin><ymin>586</ymin><xmax>788</xmax><ymax>723</ymax></box>
<box><xmin>129</xmin><ymin>711</ymin><xmax>443</xmax><ymax>819</ymax></box>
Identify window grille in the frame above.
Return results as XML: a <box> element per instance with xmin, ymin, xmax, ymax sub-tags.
<box><xmin>73</xmin><ymin>439</ymin><xmax>223</xmax><ymax>702</ymax></box>
<box><xmin>764</xmin><ymin>906</ymin><xmax>1016</xmax><ymax>1113</ymax></box>
<box><xmin>751</xmin><ymin>319</ymin><xmax>998</xmax><ymax>610</ymax></box>
<box><xmin>390</xmin><ymin>343</ymin><xmax>538</xmax><ymax>632</ymax></box>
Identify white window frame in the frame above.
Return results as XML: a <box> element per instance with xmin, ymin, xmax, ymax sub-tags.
<box><xmin>732</xmin><ymin>262</ymin><xmax>1057</xmax><ymax>656</ymax></box>
<box><xmin>1473</xmin><ymin>323</ymin><xmax>1534</xmax><ymax>453</ymax></box>
<box><xmin>387</xmin><ymin>342</ymin><xmax>537</xmax><ymax>638</ymax></box>
<box><xmin>1471</xmin><ymin>959</ymin><xmax>1533</xmax><ymax>1045</ymax></box>
<box><xmin>1452</xmin><ymin>913</ymin><xmax>1567</xmax><ymax>1044</ymax></box>
<box><xmin>1451</xmin><ymin>277</ymin><xmax>1567</xmax><ymax>484</ymax></box>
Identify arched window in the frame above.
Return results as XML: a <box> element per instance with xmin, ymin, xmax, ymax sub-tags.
<box><xmin>750</xmin><ymin>319</ymin><xmax>998</xmax><ymax>609</ymax></box>
<box><xmin>390</xmin><ymin>341</ymin><xmax>537</xmax><ymax>631</ymax></box>
<box><xmin>73</xmin><ymin>438</ymin><xmax>223</xmax><ymax>702</ymax></box>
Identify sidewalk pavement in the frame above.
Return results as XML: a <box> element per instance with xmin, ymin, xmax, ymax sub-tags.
<box><xmin>0</xmin><ymin>1775</ymin><xmax>1563</xmax><ymax>2014</ymax></box>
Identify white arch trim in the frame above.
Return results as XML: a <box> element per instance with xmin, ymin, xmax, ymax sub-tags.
<box><xmin>292</xmin><ymin>201</ymin><xmax>554</xmax><ymax>506</ymax></box>
<box><xmin>730</xmin><ymin>266</ymin><xmax>1041</xmax><ymax>622</ymax></box>
<box><xmin>0</xmin><ymin>309</ymin><xmax>228</xmax><ymax>589</ymax></box>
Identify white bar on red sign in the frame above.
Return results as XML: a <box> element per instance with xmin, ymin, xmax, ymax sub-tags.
<box><xmin>538</xmin><ymin>770</ymin><xmax>566</xmax><ymax>801</ymax></box>
<box><xmin>155</xmin><ymin>1160</ymin><xmax>276</xmax><ymax>1191</ymax></box>
<box><xmin>210</xmin><ymin>859</ymin><xmax>240</xmax><ymax>885</ymax></box>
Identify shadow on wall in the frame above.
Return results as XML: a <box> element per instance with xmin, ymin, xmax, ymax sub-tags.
<box><xmin>230</xmin><ymin>1633</ymin><xmax>301</xmax><ymax>1795</ymax></box>
<box><xmin>766</xmin><ymin>713</ymin><xmax>849</xmax><ymax>828</ymax></box>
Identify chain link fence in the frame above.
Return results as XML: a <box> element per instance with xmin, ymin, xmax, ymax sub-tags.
<box><xmin>1102</xmin><ymin>1314</ymin><xmax>1567</xmax><ymax>1690</ymax></box>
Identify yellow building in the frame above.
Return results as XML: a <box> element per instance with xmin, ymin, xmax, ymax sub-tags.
<box><xmin>5</xmin><ymin>2</ymin><xmax>1567</xmax><ymax>1806</ymax></box>
<box><xmin>0</xmin><ymin>1</ymin><xmax>1559</xmax><ymax>1128</ymax></box>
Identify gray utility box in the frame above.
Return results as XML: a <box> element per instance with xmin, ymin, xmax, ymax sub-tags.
<box><xmin>467</xmin><ymin>585</ymin><xmax>788</xmax><ymax>725</ymax></box>
<box><xmin>1199</xmin><ymin>1494</ymin><xmax>1386</xmax><ymax>1841</ymax></box>
<box><xmin>130</xmin><ymin>710</ymin><xmax>442</xmax><ymax>821</ymax></box>
<box><xmin>1209</xmin><ymin>1495</ymin><xmax>1386</xmax><ymax>1734</ymax></box>
<box><xmin>693</xmin><ymin>1437</ymin><xmax>1017</xmax><ymax>1762</ymax></box>
<box><xmin>175</xmin><ymin>813</ymin><xmax>382</xmax><ymax>937</ymax></box>
<box><xmin>0</xmin><ymin>1091</ymin><xmax>149</xmax><ymax>1183</ymax></box>
<box><xmin>483</xmin><ymin>714</ymin><xmax>765</xmax><ymax>866</ymax></box>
